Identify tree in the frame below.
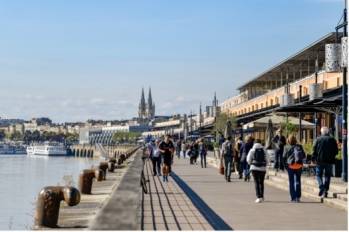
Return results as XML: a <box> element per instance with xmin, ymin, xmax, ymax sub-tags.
<box><xmin>281</xmin><ymin>118</ymin><xmax>298</xmax><ymax>136</ymax></box>
<box><xmin>213</xmin><ymin>112</ymin><xmax>236</xmax><ymax>137</ymax></box>
<box><xmin>0</xmin><ymin>130</ymin><xmax>5</xmax><ymax>141</ymax></box>
<box><xmin>112</xmin><ymin>131</ymin><xmax>141</xmax><ymax>144</ymax></box>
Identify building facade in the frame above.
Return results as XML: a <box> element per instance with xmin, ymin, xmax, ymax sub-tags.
<box><xmin>220</xmin><ymin>32</ymin><xmax>343</xmax><ymax>143</ymax></box>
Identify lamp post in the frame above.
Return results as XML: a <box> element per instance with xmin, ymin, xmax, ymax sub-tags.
<box><xmin>335</xmin><ymin>1</ymin><xmax>348</xmax><ymax>182</ymax></box>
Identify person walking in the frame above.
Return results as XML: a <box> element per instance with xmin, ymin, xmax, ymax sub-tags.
<box><xmin>176</xmin><ymin>140</ymin><xmax>181</xmax><ymax>159</ymax></box>
<box><xmin>312</xmin><ymin>126</ymin><xmax>338</xmax><ymax>199</ymax></box>
<box><xmin>147</xmin><ymin>139</ymin><xmax>162</xmax><ymax>176</ymax></box>
<box><xmin>283</xmin><ymin>135</ymin><xmax>306</xmax><ymax>202</ymax></box>
<box><xmin>199</xmin><ymin>138</ymin><xmax>207</xmax><ymax>168</ymax></box>
<box><xmin>234</xmin><ymin>137</ymin><xmax>243</xmax><ymax>179</ymax></box>
<box><xmin>247</xmin><ymin>139</ymin><xmax>268</xmax><ymax>203</ymax></box>
<box><xmin>240</xmin><ymin>135</ymin><xmax>254</xmax><ymax>182</ymax></box>
<box><xmin>159</xmin><ymin>135</ymin><xmax>175</xmax><ymax>182</ymax></box>
<box><xmin>192</xmin><ymin>140</ymin><xmax>199</xmax><ymax>165</ymax></box>
<box><xmin>221</xmin><ymin>136</ymin><xmax>234</xmax><ymax>182</ymax></box>
<box><xmin>273</xmin><ymin>128</ymin><xmax>286</xmax><ymax>171</ymax></box>
<box><xmin>181</xmin><ymin>141</ymin><xmax>187</xmax><ymax>158</ymax></box>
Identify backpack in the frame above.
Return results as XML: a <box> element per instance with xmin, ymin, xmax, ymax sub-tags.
<box><xmin>252</xmin><ymin>148</ymin><xmax>266</xmax><ymax>167</ymax></box>
<box><xmin>223</xmin><ymin>142</ymin><xmax>233</xmax><ymax>157</ymax></box>
<box><xmin>287</xmin><ymin>145</ymin><xmax>305</xmax><ymax>165</ymax></box>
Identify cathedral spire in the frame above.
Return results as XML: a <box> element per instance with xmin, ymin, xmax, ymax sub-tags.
<box><xmin>139</xmin><ymin>88</ymin><xmax>147</xmax><ymax>119</ymax></box>
<box><xmin>148</xmin><ymin>87</ymin><xmax>153</xmax><ymax>107</ymax></box>
<box><xmin>147</xmin><ymin>87</ymin><xmax>155</xmax><ymax>119</ymax></box>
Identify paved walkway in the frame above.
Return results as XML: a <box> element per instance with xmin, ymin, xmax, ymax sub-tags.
<box><xmin>140</xmin><ymin>159</ymin><xmax>214</xmax><ymax>231</ymax></box>
<box><xmin>169</xmin><ymin>156</ymin><xmax>347</xmax><ymax>230</ymax></box>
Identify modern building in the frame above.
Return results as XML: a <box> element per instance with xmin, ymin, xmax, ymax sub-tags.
<box><xmin>79</xmin><ymin>122</ymin><xmax>149</xmax><ymax>145</ymax></box>
<box><xmin>220</xmin><ymin>32</ymin><xmax>344</xmax><ymax>143</ymax></box>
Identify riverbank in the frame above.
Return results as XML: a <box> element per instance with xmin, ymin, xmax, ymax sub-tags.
<box><xmin>55</xmin><ymin>154</ymin><xmax>137</xmax><ymax>229</ymax></box>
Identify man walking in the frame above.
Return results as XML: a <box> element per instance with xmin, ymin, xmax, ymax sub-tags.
<box><xmin>159</xmin><ymin>135</ymin><xmax>175</xmax><ymax>182</ymax></box>
<box><xmin>313</xmin><ymin>127</ymin><xmax>338</xmax><ymax>200</ymax></box>
<box><xmin>222</xmin><ymin>136</ymin><xmax>234</xmax><ymax>182</ymax></box>
<box><xmin>273</xmin><ymin>128</ymin><xmax>286</xmax><ymax>171</ymax></box>
<box><xmin>199</xmin><ymin>138</ymin><xmax>207</xmax><ymax>168</ymax></box>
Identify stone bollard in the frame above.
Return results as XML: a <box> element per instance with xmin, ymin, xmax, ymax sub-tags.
<box><xmin>108</xmin><ymin>158</ymin><xmax>116</xmax><ymax>172</ymax></box>
<box><xmin>79</xmin><ymin>169</ymin><xmax>103</xmax><ymax>194</ymax></box>
<box><xmin>34</xmin><ymin>186</ymin><xmax>80</xmax><ymax>228</ymax></box>
<box><xmin>99</xmin><ymin>162</ymin><xmax>108</xmax><ymax>180</ymax></box>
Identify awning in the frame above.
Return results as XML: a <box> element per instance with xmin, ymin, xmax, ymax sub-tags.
<box><xmin>275</xmin><ymin>87</ymin><xmax>342</xmax><ymax>114</ymax></box>
<box><xmin>243</xmin><ymin>114</ymin><xmax>315</xmax><ymax>130</ymax></box>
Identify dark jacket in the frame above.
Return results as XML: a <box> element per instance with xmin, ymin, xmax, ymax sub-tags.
<box><xmin>240</xmin><ymin>141</ymin><xmax>254</xmax><ymax>162</ymax></box>
<box><xmin>312</xmin><ymin>135</ymin><xmax>338</xmax><ymax>164</ymax></box>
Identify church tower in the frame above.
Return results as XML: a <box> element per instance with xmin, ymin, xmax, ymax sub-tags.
<box><xmin>147</xmin><ymin>88</ymin><xmax>155</xmax><ymax>119</ymax></box>
<box><xmin>138</xmin><ymin>88</ymin><xmax>147</xmax><ymax>120</ymax></box>
<box><xmin>138</xmin><ymin>87</ymin><xmax>155</xmax><ymax>122</ymax></box>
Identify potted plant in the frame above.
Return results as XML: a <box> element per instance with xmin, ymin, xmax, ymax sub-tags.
<box><xmin>334</xmin><ymin>149</ymin><xmax>342</xmax><ymax>177</ymax></box>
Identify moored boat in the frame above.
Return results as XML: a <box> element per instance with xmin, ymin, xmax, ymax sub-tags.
<box><xmin>26</xmin><ymin>142</ymin><xmax>67</xmax><ymax>156</ymax></box>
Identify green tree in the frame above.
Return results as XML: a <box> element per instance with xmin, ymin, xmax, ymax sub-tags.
<box><xmin>281</xmin><ymin>118</ymin><xmax>298</xmax><ymax>136</ymax></box>
<box><xmin>112</xmin><ymin>131</ymin><xmax>141</xmax><ymax>144</ymax></box>
<box><xmin>213</xmin><ymin>112</ymin><xmax>236</xmax><ymax>137</ymax></box>
<box><xmin>0</xmin><ymin>130</ymin><xmax>5</xmax><ymax>141</ymax></box>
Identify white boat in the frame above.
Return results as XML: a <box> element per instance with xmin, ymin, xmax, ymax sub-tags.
<box><xmin>26</xmin><ymin>143</ymin><xmax>67</xmax><ymax>156</ymax></box>
<box><xmin>0</xmin><ymin>144</ymin><xmax>26</xmax><ymax>155</ymax></box>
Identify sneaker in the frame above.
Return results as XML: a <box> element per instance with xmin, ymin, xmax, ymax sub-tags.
<box><xmin>324</xmin><ymin>192</ymin><xmax>328</xmax><ymax>198</ymax></box>
<box><xmin>318</xmin><ymin>189</ymin><xmax>324</xmax><ymax>197</ymax></box>
<box><xmin>296</xmin><ymin>198</ymin><xmax>301</xmax><ymax>203</ymax></box>
<box><xmin>290</xmin><ymin>199</ymin><xmax>296</xmax><ymax>203</ymax></box>
<box><xmin>227</xmin><ymin>178</ymin><xmax>231</xmax><ymax>182</ymax></box>
<box><xmin>255</xmin><ymin>198</ymin><xmax>262</xmax><ymax>203</ymax></box>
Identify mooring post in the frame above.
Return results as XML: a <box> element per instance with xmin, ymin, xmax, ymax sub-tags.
<box><xmin>34</xmin><ymin>186</ymin><xmax>80</xmax><ymax>228</ymax></box>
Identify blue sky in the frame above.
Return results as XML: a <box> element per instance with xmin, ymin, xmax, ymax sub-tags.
<box><xmin>0</xmin><ymin>0</ymin><xmax>344</xmax><ymax>122</ymax></box>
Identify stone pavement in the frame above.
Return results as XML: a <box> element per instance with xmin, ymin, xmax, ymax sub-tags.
<box><xmin>170</xmin><ymin>156</ymin><xmax>347</xmax><ymax>230</ymax></box>
<box><xmin>140</xmin><ymin>159</ymin><xmax>215</xmax><ymax>231</ymax></box>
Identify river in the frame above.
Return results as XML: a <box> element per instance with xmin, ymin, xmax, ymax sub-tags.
<box><xmin>0</xmin><ymin>155</ymin><xmax>100</xmax><ymax>230</ymax></box>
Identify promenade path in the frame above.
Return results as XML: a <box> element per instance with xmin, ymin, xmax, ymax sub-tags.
<box><xmin>142</xmin><ymin>155</ymin><xmax>348</xmax><ymax>231</ymax></box>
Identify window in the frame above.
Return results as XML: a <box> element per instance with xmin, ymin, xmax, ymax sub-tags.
<box><xmin>303</xmin><ymin>87</ymin><xmax>308</xmax><ymax>95</ymax></box>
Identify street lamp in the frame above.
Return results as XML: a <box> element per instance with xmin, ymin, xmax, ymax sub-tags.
<box><xmin>327</xmin><ymin>1</ymin><xmax>348</xmax><ymax>182</ymax></box>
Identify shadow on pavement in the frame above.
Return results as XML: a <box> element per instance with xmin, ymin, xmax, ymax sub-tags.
<box><xmin>171</xmin><ymin>172</ymin><xmax>233</xmax><ymax>231</ymax></box>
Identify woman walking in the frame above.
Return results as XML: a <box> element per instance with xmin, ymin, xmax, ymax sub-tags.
<box><xmin>283</xmin><ymin>135</ymin><xmax>306</xmax><ymax>203</ymax></box>
<box><xmin>247</xmin><ymin>139</ymin><xmax>268</xmax><ymax>203</ymax></box>
<box><xmin>240</xmin><ymin>135</ymin><xmax>254</xmax><ymax>181</ymax></box>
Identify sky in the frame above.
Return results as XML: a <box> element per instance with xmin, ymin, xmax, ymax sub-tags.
<box><xmin>0</xmin><ymin>0</ymin><xmax>345</xmax><ymax>122</ymax></box>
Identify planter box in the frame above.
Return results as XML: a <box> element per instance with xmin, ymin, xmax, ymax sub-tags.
<box><xmin>333</xmin><ymin>159</ymin><xmax>342</xmax><ymax>177</ymax></box>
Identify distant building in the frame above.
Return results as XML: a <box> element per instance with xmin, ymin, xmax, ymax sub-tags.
<box><xmin>79</xmin><ymin>122</ymin><xmax>149</xmax><ymax>145</ymax></box>
<box><xmin>138</xmin><ymin>88</ymin><xmax>155</xmax><ymax>122</ymax></box>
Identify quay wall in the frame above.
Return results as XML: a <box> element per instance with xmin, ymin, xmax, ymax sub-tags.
<box><xmin>70</xmin><ymin>144</ymin><xmax>137</xmax><ymax>158</ymax></box>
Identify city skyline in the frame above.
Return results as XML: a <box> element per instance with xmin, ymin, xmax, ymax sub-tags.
<box><xmin>0</xmin><ymin>0</ymin><xmax>344</xmax><ymax>122</ymax></box>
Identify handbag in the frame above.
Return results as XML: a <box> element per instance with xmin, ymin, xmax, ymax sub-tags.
<box><xmin>219</xmin><ymin>157</ymin><xmax>224</xmax><ymax>175</ymax></box>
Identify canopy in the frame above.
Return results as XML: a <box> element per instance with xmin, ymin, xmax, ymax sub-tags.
<box><xmin>243</xmin><ymin>114</ymin><xmax>315</xmax><ymax>130</ymax></box>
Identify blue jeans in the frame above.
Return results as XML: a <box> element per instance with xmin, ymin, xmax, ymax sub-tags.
<box><xmin>224</xmin><ymin>156</ymin><xmax>232</xmax><ymax>179</ymax></box>
<box><xmin>316</xmin><ymin>164</ymin><xmax>333</xmax><ymax>196</ymax></box>
<box><xmin>242</xmin><ymin>160</ymin><xmax>250</xmax><ymax>177</ymax></box>
<box><xmin>274</xmin><ymin>150</ymin><xmax>284</xmax><ymax>170</ymax></box>
<box><xmin>287</xmin><ymin>168</ymin><xmax>302</xmax><ymax>200</ymax></box>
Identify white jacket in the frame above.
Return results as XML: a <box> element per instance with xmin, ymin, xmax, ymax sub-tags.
<box><xmin>247</xmin><ymin>143</ymin><xmax>269</xmax><ymax>172</ymax></box>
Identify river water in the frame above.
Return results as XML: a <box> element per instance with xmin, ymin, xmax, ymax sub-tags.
<box><xmin>0</xmin><ymin>155</ymin><xmax>100</xmax><ymax>230</ymax></box>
